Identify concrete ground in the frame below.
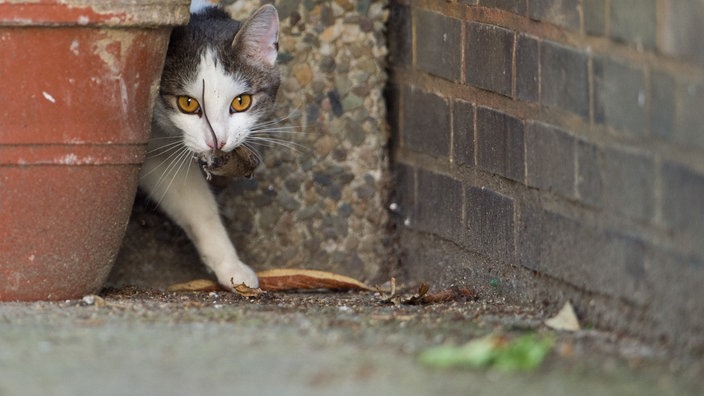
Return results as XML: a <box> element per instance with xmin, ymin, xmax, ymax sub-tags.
<box><xmin>0</xmin><ymin>288</ymin><xmax>701</xmax><ymax>396</ymax></box>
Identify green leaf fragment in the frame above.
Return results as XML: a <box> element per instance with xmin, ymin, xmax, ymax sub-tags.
<box><xmin>418</xmin><ymin>334</ymin><xmax>553</xmax><ymax>372</ymax></box>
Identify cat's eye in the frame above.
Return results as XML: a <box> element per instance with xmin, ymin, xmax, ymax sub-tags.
<box><xmin>176</xmin><ymin>96</ymin><xmax>201</xmax><ymax>115</ymax></box>
<box><xmin>230</xmin><ymin>94</ymin><xmax>252</xmax><ymax>113</ymax></box>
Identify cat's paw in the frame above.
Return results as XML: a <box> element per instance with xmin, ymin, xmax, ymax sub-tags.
<box><xmin>215</xmin><ymin>262</ymin><xmax>259</xmax><ymax>290</ymax></box>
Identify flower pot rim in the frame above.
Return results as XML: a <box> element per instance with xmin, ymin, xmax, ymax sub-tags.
<box><xmin>0</xmin><ymin>0</ymin><xmax>190</xmax><ymax>28</ymax></box>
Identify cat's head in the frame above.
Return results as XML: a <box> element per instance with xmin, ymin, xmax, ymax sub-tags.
<box><xmin>155</xmin><ymin>5</ymin><xmax>280</xmax><ymax>159</ymax></box>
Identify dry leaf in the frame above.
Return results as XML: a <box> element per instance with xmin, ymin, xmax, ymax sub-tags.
<box><xmin>376</xmin><ymin>277</ymin><xmax>397</xmax><ymax>299</ymax></box>
<box><xmin>419</xmin><ymin>286</ymin><xmax>477</xmax><ymax>304</ymax></box>
<box><xmin>381</xmin><ymin>282</ymin><xmax>477</xmax><ymax>305</ymax></box>
<box><xmin>167</xmin><ymin>269</ymin><xmax>373</xmax><ymax>294</ymax></box>
<box><xmin>544</xmin><ymin>301</ymin><xmax>581</xmax><ymax>331</ymax></box>
<box><xmin>167</xmin><ymin>279</ymin><xmax>221</xmax><ymax>292</ymax></box>
<box><xmin>403</xmin><ymin>282</ymin><xmax>430</xmax><ymax>304</ymax></box>
<box><xmin>232</xmin><ymin>282</ymin><xmax>266</xmax><ymax>298</ymax></box>
<box><xmin>256</xmin><ymin>269</ymin><xmax>373</xmax><ymax>292</ymax></box>
<box><xmin>379</xmin><ymin>278</ymin><xmax>410</xmax><ymax>305</ymax></box>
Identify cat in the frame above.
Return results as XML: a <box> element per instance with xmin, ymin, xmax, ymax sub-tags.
<box><xmin>139</xmin><ymin>1</ymin><xmax>281</xmax><ymax>290</ymax></box>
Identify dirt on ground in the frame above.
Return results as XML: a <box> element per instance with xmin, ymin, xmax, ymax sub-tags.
<box><xmin>2</xmin><ymin>284</ymin><xmax>702</xmax><ymax>396</ymax></box>
<box><xmin>94</xmin><ymin>285</ymin><xmax>703</xmax><ymax>377</ymax></box>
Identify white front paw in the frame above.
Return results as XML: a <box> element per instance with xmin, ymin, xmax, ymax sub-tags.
<box><xmin>216</xmin><ymin>262</ymin><xmax>259</xmax><ymax>290</ymax></box>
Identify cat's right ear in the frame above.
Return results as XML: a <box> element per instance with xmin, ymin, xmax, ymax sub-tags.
<box><xmin>233</xmin><ymin>4</ymin><xmax>280</xmax><ymax>67</ymax></box>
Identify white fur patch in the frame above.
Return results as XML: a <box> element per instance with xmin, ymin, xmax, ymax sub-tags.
<box><xmin>189</xmin><ymin>0</ymin><xmax>216</xmax><ymax>14</ymax></box>
<box><xmin>169</xmin><ymin>49</ymin><xmax>257</xmax><ymax>154</ymax></box>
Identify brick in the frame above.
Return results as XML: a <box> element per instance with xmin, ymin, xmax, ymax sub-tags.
<box><xmin>466</xmin><ymin>22</ymin><xmax>514</xmax><ymax>97</ymax></box>
<box><xmin>525</xmin><ymin>122</ymin><xmax>575</xmax><ymax>197</ymax></box>
<box><xmin>475</xmin><ymin>106</ymin><xmax>525</xmax><ymax>182</ymax></box>
<box><xmin>576</xmin><ymin>140</ymin><xmax>602</xmax><ymax>207</ymax></box>
<box><xmin>453</xmin><ymin>100</ymin><xmax>474</xmax><ymax>168</ymax></box>
<box><xmin>415</xmin><ymin>9</ymin><xmax>462</xmax><ymax>82</ymax></box>
<box><xmin>540</xmin><ymin>41</ymin><xmax>589</xmax><ymax>118</ymax></box>
<box><xmin>661</xmin><ymin>162</ymin><xmax>704</xmax><ymax>251</ymax></box>
<box><xmin>609</xmin><ymin>0</ymin><xmax>657</xmax><ymax>49</ymax></box>
<box><xmin>387</xmin><ymin>2</ymin><xmax>412</xmax><ymax>66</ymax></box>
<box><xmin>465</xmin><ymin>186</ymin><xmax>515</xmax><ymax>261</ymax></box>
<box><xmin>402</xmin><ymin>87</ymin><xmax>451</xmax><ymax>157</ymax></box>
<box><xmin>660</xmin><ymin>0</ymin><xmax>704</xmax><ymax>65</ymax></box>
<box><xmin>399</xmin><ymin>232</ymin><xmax>499</xmax><ymax>298</ymax></box>
<box><xmin>602</xmin><ymin>147</ymin><xmax>655</xmax><ymax>222</ymax></box>
<box><xmin>650</xmin><ymin>70</ymin><xmax>676</xmax><ymax>140</ymax></box>
<box><xmin>529</xmin><ymin>0</ymin><xmax>581</xmax><ymax>30</ymax></box>
<box><xmin>520</xmin><ymin>209</ymin><xmax>647</xmax><ymax>304</ymax></box>
<box><xmin>413</xmin><ymin>169</ymin><xmax>463</xmax><ymax>242</ymax></box>
<box><xmin>583</xmin><ymin>0</ymin><xmax>606</xmax><ymax>36</ymax></box>
<box><xmin>479</xmin><ymin>0</ymin><xmax>527</xmax><ymax>15</ymax></box>
<box><xmin>515</xmin><ymin>34</ymin><xmax>539</xmax><ymax>102</ymax></box>
<box><xmin>593</xmin><ymin>56</ymin><xmax>646</xmax><ymax>135</ymax></box>
<box><xmin>676</xmin><ymin>82</ymin><xmax>704</xmax><ymax>149</ymax></box>
<box><xmin>516</xmin><ymin>201</ymin><xmax>542</xmax><ymax>271</ymax></box>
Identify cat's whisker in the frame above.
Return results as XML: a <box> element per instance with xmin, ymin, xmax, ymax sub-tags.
<box><xmin>141</xmin><ymin>144</ymin><xmax>188</xmax><ymax>179</ymax></box>
<box><xmin>182</xmin><ymin>150</ymin><xmax>194</xmax><ymax>187</ymax></box>
<box><xmin>246</xmin><ymin>135</ymin><xmax>307</xmax><ymax>153</ymax></box>
<box><xmin>254</xmin><ymin>107</ymin><xmax>304</xmax><ymax>128</ymax></box>
<box><xmin>148</xmin><ymin>136</ymin><xmax>183</xmax><ymax>141</ymax></box>
<box><xmin>250</xmin><ymin>125</ymin><xmax>305</xmax><ymax>134</ymax></box>
<box><xmin>146</xmin><ymin>147</ymin><xmax>190</xmax><ymax>192</ymax></box>
<box><xmin>145</xmin><ymin>140</ymin><xmax>184</xmax><ymax>155</ymax></box>
<box><xmin>252</xmin><ymin>117</ymin><xmax>297</xmax><ymax>129</ymax></box>
<box><xmin>270</xmin><ymin>102</ymin><xmax>302</xmax><ymax>115</ymax></box>
<box><xmin>251</xmin><ymin>118</ymin><xmax>283</xmax><ymax>129</ymax></box>
<box><xmin>152</xmin><ymin>147</ymin><xmax>187</xmax><ymax>189</ymax></box>
<box><xmin>242</xmin><ymin>141</ymin><xmax>264</xmax><ymax>164</ymax></box>
<box><xmin>154</xmin><ymin>146</ymin><xmax>194</xmax><ymax>205</ymax></box>
<box><xmin>247</xmin><ymin>134</ymin><xmax>299</xmax><ymax>143</ymax></box>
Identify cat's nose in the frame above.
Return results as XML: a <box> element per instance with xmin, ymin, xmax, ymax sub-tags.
<box><xmin>207</xmin><ymin>140</ymin><xmax>226</xmax><ymax>150</ymax></box>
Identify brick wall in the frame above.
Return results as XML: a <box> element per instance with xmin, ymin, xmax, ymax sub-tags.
<box><xmin>387</xmin><ymin>0</ymin><xmax>704</xmax><ymax>355</ymax></box>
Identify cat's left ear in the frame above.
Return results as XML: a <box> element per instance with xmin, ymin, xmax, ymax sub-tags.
<box><xmin>233</xmin><ymin>4</ymin><xmax>279</xmax><ymax>67</ymax></box>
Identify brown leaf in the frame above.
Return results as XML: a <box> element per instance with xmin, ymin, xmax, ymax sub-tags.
<box><xmin>232</xmin><ymin>281</ymin><xmax>266</xmax><ymax>298</ymax></box>
<box><xmin>381</xmin><ymin>283</ymin><xmax>477</xmax><ymax>305</ymax></box>
<box><xmin>167</xmin><ymin>279</ymin><xmax>222</xmax><ymax>292</ymax></box>
<box><xmin>419</xmin><ymin>286</ymin><xmax>477</xmax><ymax>304</ymax></box>
<box><xmin>256</xmin><ymin>268</ymin><xmax>373</xmax><ymax>292</ymax></box>
<box><xmin>403</xmin><ymin>282</ymin><xmax>430</xmax><ymax>304</ymax></box>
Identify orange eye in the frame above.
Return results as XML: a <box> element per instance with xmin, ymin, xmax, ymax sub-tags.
<box><xmin>176</xmin><ymin>96</ymin><xmax>201</xmax><ymax>114</ymax></box>
<box><xmin>230</xmin><ymin>93</ymin><xmax>252</xmax><ymax>113</ymax></box>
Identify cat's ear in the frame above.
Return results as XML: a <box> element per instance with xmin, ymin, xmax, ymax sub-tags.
<box><xmin>233</xmin><ymin>4</ymin><xmax>279</xmax><ymax>67</ymax></box>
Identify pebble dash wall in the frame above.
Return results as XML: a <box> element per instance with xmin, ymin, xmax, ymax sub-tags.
<box><xmin>387</xmin><ymin>0</ymin><xmax>704</xmax><ymax>356</ymax></box>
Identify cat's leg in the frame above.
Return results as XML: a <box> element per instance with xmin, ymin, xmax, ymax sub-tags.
<box><xmin>139</xmin><ymin>153</ymin><xmax>259</xmax><ymax>289</ymax></box>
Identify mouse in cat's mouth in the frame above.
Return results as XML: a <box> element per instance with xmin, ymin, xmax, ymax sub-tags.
<box><xmin>196</xmin><ymin>146</ymin><xmax>260</xmax><ymax>185</ymax></box>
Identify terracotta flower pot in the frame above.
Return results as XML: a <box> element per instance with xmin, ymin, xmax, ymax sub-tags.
<box><xmin>0</xmin><ymin>0</ymin><xmax>189</xmax><ymax>300</ymax></box>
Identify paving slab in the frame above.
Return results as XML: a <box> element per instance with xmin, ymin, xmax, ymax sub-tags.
<box><xmin>0</xmin><ymin>289</ymin><xmax>700</xmax><ymax>396</ymax></box>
